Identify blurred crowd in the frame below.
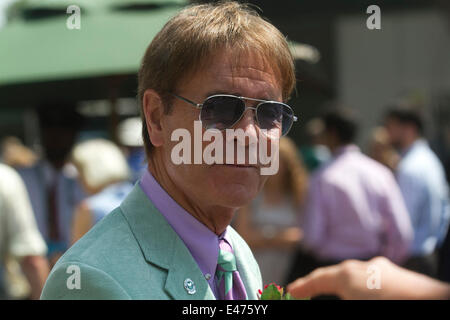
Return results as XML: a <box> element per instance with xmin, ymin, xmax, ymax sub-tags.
<box><xmin>0</xmin><ymin>100</ymin><xmax>449</xmax><ymax>300</ymax></box>
<box><xmin>234</xmin><ymin>101</ymin><xmax>450</xmax><ymax>296</ymax></box>
<box><xmin>0</xmin><ymin>105</ymin><xmax>146</xmax><ymax>299</ymax></box>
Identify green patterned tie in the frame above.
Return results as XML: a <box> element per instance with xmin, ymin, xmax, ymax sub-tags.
<box><xmin>216</xmin><ymin>249</ymin><xmax>236</xmax><ymax>296</ymax></box>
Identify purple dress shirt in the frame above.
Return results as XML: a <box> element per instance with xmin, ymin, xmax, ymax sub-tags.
<box><xmin>302</xmin><ymin>145</ymin><xmax>413</xmax><ymax>264</ymax></box>
<box><xmin>140</xmin><ymin>170</ymin><xmax>230</xmax><ymax>298</ymax></box>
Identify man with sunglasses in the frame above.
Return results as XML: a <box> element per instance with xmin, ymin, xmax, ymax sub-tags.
<box><xmin>41</xmin><ymin>1</ymin><xmax>297</xmax><ymax>300</ymax></box>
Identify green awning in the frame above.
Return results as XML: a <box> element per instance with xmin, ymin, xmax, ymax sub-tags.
<box><xmin>0</xmin><ymin>1</ymin><xmax>184</xmax><ymax>86</ymax></box>
<box><xmin>0</xmin><ymin>0</ymin><xmax>317</xmax><ymax>101</ymax></box>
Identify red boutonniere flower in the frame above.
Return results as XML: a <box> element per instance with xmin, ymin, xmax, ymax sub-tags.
<box><xmin>258</xmin><ymin>283</ymin><xmax>296</xmax><ymax>300</ymax></box>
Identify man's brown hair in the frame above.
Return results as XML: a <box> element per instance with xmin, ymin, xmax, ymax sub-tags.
<box><xmin>137</xmin><ymin>1</ymin><xmax>296</xmax><ymax>157</ymax></box>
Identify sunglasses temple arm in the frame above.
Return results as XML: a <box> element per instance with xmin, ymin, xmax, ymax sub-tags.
<box><xmin>171</xmin><ymin>93</ymin><xmax>202</xmax><ymax>109</ymax></box>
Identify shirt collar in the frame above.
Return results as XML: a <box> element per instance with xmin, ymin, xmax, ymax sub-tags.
<box><xmin>139</xmin><ymin>169</ymin><xmax>230</xmax><ymax>280</ymax></box>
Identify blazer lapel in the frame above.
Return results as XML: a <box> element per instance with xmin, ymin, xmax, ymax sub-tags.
<box><xmin>120</xmin><ymin>184</ymin><xmax>216</xmax><ymax>300</ymax></box>
<box><xmin>164</xmin><ymin>238</ymin><xmax>216</xmax><ymax>300</ymax></box>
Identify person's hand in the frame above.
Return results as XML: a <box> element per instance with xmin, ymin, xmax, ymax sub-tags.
<box><xmin>21</xmin><ymin>255</ymin><xmax>50</xmax><ymax>300</ymax></box>
<box><xmin>287</xmin><ymin>256</ymin><xmax>450</xmax><ymax>300</ymax></box>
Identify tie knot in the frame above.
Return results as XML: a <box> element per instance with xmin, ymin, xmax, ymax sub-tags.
<box><xmin>217</xmin><ymin>249</ymin><xmax>237</xmax><ymax>272</ymax></box>
<box><xmin>215</xmin><ymin>237</ymin><xmax>247</xmax><ymax>300</ymax></box>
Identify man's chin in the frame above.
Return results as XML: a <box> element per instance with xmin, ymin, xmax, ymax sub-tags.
<box><xmin>212</xmin><ymin>184</ymin><xmax>260</xmax><ymax>208</ymax></box>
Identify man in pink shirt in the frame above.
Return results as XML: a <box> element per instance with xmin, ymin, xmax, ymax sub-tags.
<box><xmin>287</xmin><ymin>108</ymin><xmax>413</xmax><ymax>288</ymax></box>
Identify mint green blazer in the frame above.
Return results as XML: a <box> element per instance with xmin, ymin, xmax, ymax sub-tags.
<box><xmin>40</xmin><ymin>185</ymin><xmax>262</xmax><ymax>300</ymax></box>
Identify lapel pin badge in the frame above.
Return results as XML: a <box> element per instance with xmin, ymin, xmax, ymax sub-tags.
<box><xmin>184</xmin><ymin>278</ymin><xmax>196</xmax><ymax>295</ymax></box>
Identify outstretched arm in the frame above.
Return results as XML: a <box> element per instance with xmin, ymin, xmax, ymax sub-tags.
<box><xmin>287</xmin><ymin>256</ymin><xmax>450</xmax><ymax>300</ymax></box>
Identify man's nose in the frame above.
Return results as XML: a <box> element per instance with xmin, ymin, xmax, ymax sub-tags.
<box><xmin>233</xmin><ymin>108</ymin><xmax>259</xmax><ymax>146</ymax></box>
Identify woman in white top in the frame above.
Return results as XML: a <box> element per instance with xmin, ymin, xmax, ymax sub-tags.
<box><xmin>234</xmin><ymin>137</ymin><xmax>308</xmax><ymax>286</ymax></box>
<box><xmin>70</xmin><ymin>139</ymin><xmax>133</xmax><ymax>245</ymax></box>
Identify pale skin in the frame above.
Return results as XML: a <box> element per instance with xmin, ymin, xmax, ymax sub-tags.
<box><xmin>287</xmin><ymin>256</ymin><xmax>450</xmax><ymax>300</ymax></box>
<box><xmin>142</xmin><ymin>50</ymin><xmax>282</xmax><ymax>235</ymax></box>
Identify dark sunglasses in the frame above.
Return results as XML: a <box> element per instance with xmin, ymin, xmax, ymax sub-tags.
<box><xmin>171</xmin><ymin>93</ymin><xmax>298</xmax><ymax>137</ymax></box>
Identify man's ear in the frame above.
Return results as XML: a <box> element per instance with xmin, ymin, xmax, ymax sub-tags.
<box><xmin>142</xmin><ymin>89</ymin><xmax>165</xmax><ymax>147</ymax></box>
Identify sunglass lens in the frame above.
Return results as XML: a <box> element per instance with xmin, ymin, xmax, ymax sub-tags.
<box><xmin>257</xmin><ymin>103</ymin><xmax>293</xmax><ymax>136</ymax></box>
<box><xmin>201</xmin><ymin>96</ymin><xmax>244</xmax><ymax>130</ymax></box>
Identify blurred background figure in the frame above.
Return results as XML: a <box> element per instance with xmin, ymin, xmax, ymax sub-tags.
<box><xmin>0</xmin><ymin>163</ymin><xmax>49</xmax><ymax>300</ymax></box>
<box><xmin>0</xmin><ymin>136</ymin><xmax>47</xmax><ymax>299</ymax></box>
<box><xmin>0</xmin><ymin>136</ymin><xmax>50</xmax><ymax>242</ymax></box>
<box><xmin>286</xmin><ymin>108</ymin><xmax>413</xmax><ymax>291</ymax></box>
<box><xmin>299</xmin><ymin>117</ymin><xmax>331</xmax><ymax>173</ymax></box>
<box><xmin>1</xmin><ymin>136</ymin><xmax>38</xmax><ymax>168</ymax></box>
<box><xmin>234</xmin><ymin>137</ymin><xmax>308</xmax><ymax>286</ymax></box>
<box><xmin>70</xmin><ymin>139</ymin><xmax>133</xmax><ymax>245</ymax></box>
<box><xmin>368</xmin><ymin>126</ymin><xmax>400</xmax><ymax>172</ymax></box>
<box><xmin>32</xmin><ymin>103</ymin><xmax>86</xmax><ymax>267</ymax></box>
<box><xmin>117</xmin><ymin>117</ymin><xmax>146</xmax><ymax>184</ymax></box>
<box><xmin>385</xmin><ymin>104</ymin><xmax>450</xmax><ymax>277</ymax></box>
